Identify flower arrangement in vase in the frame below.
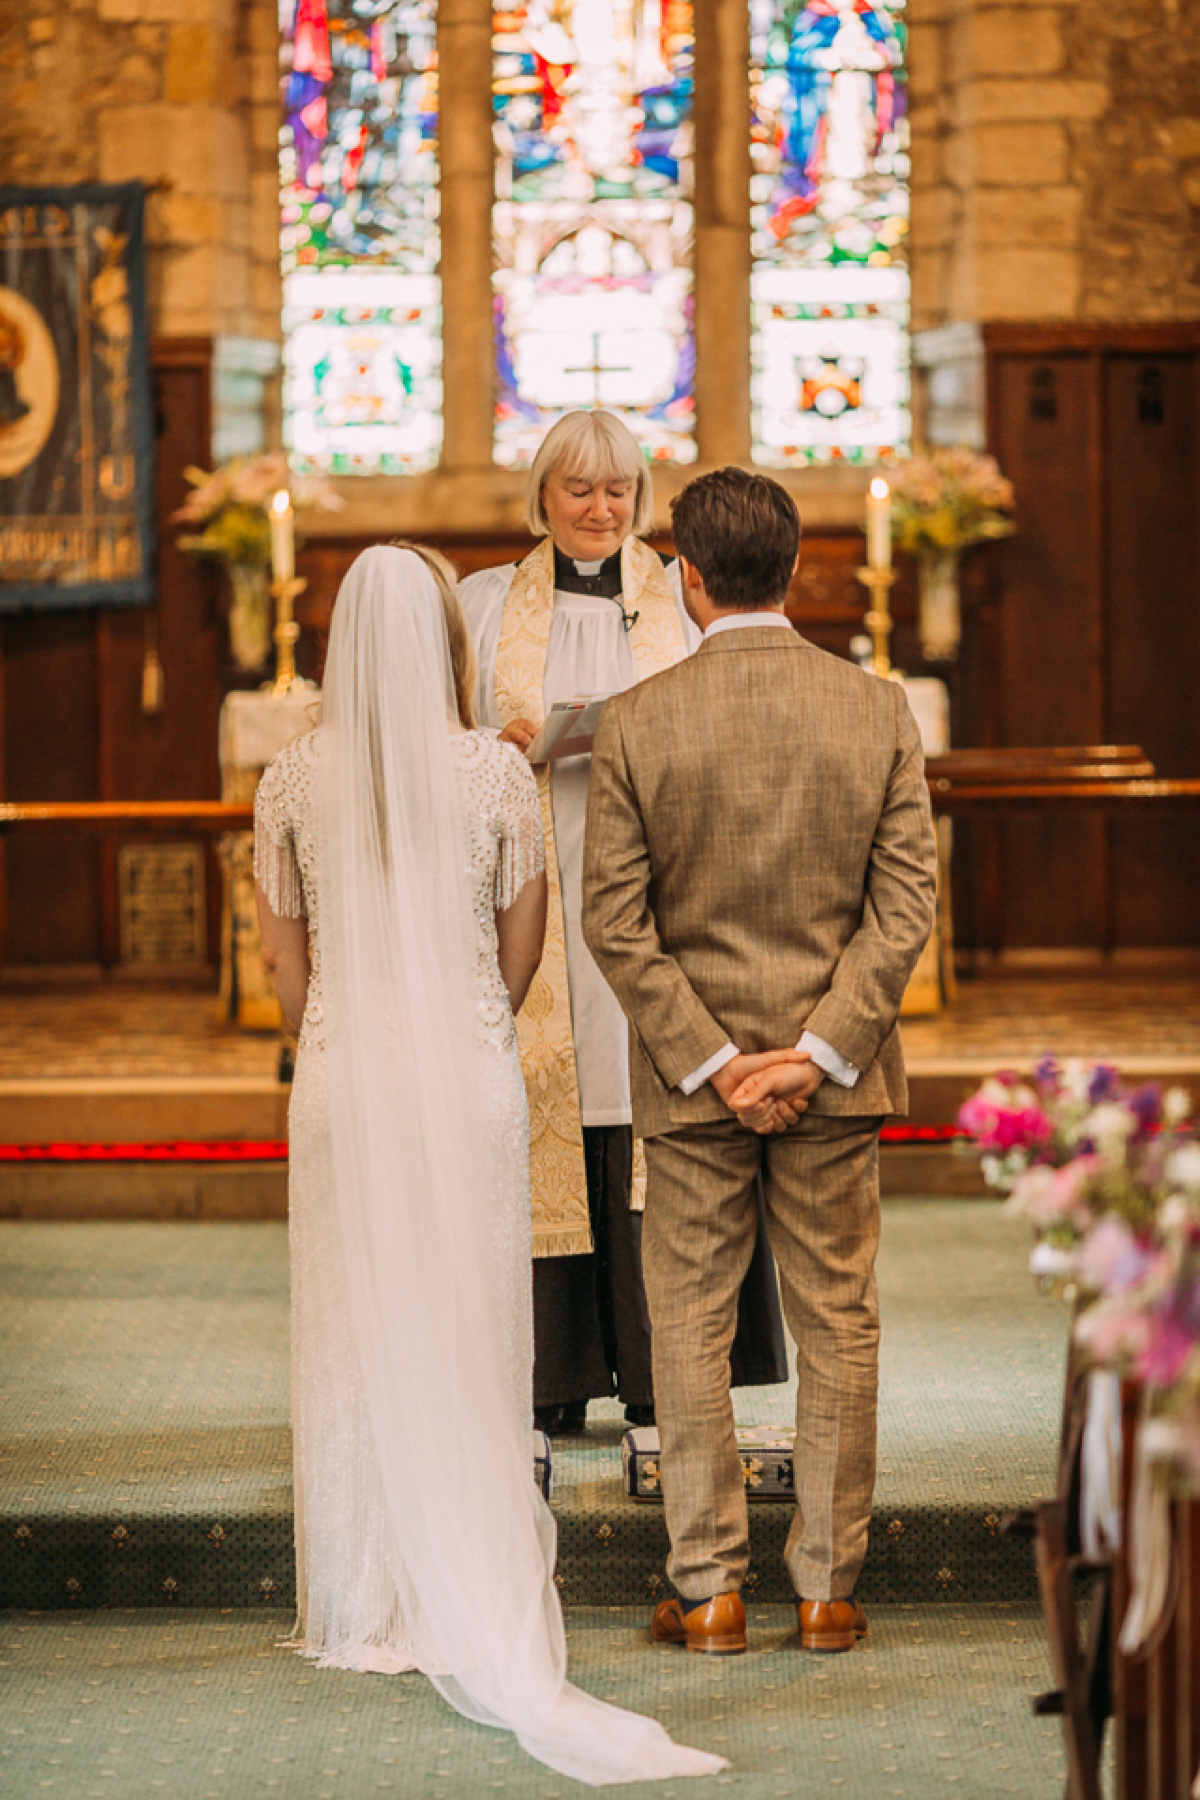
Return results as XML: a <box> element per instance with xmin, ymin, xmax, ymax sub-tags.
<box><xmin>172</xmin><ymin>453</ymin><xmax>341</xmax><ymax>672</ymax></box>
<box><xmin>887</xmin><ymin>448</ymin><xmax>1016</xmax><ymax>662</ymax></box>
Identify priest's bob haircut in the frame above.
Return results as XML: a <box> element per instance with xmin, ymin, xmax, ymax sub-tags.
<box><xmin>526</xmin><ymin>410</ymin><xmax>655</xmax><ymax>537</ymax></box>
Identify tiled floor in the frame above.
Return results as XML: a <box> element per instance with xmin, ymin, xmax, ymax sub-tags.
<box><xmin>0</xmin><ymin>970</ymin><xmax>1197</xmax><ymax>1081</ymax></box>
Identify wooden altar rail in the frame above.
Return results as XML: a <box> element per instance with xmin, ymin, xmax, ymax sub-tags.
<box><xmin>0</xmin><ymin>802</ymin><xmax>254</xmax><ymax>831</ymax></box>
<box><xmin>2</xmin><ymin>781</ymin><xmax>1199</xmax><ymax>834</ymax></box>
<box><xmin>930</xmin><ymin>779</ymin><xmax>1200</xmax><ymax>811</ymax></box>
<box><xmin>926</xmin><ymin>746</ymin><xmax>1156</xmax><ymax>785</ymax></box>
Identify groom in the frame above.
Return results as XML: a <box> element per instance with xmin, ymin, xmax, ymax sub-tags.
<box><xmin>582</xmin><ymin>467</ymin><xmax>937</xmax><ymax>1655</ymax></box>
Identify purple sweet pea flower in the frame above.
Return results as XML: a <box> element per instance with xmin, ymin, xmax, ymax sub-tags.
<box><xmin>1088</xmin><ymin>1063</ymin><xmax>1120</xmax><ymax>1104</ymax></box>
<box><xmin>1034</xmin><ymin>1055</ymin><xmax>1061</xmax><ymax>1093</ymax></box>
<box><xmin>1127</xmin><ymin>1084</ymin><xmax>1162</xmax><ymax>1133</ymax></box>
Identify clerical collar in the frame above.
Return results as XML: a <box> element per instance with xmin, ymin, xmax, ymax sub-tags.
<box><xmin>552</xmin><ymin>543</ymin><xmax>625</xmax><ymax>598</ymax></box>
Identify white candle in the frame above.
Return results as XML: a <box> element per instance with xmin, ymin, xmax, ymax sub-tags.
<box><xmin>270</xmin><ymin>489</ymin><xmax>294</xmax><ymax>585</ymax></box>
<box><xmin>866</xmin><ymin>476</ymin><xmax>892</xmax><ymax>570</ymax></box>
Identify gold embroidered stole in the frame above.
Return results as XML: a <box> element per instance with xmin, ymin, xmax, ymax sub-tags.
<box><xmin>494</xmin><ymin>535</ymin><xmax>688</xmax><ymax>1256</ymax></box>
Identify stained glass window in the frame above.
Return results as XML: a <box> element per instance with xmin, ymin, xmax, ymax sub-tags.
<box><xmin>749</xmin><ymin>0</ymin><xmax>910</xmax><ymax>467</ymax></box>
<box><xmin>280</xmin><ymin>0</ymin><xmax>442</xmax><ymax>475</ymax></box>
<box><xmin>492</xmin><ymin>0</ymin><xmax>697</xmax><ymax>469</ymax></box>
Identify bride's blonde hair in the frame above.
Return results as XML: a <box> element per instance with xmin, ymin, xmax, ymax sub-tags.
<box><xmin>389</xmin><ymin>540</ymin><xmax>477</xmax><ymax>729</ymax></box>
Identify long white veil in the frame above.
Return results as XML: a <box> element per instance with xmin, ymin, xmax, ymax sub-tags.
<box><xmin>314</xmin><ymin>546</ymin><xmax>725</xmax><ymax>1785</ymax></box>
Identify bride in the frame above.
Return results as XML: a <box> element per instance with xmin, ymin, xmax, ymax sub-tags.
<box><xmin>253</xmin><ymin>544</ymin><xmax>725</xmax><ymax>1786</ymax></box>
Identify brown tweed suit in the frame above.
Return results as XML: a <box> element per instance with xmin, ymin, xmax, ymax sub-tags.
<box><xmin>581</xmin><ymin>625</ymin><xmax>937</xmax><ymax>1602</ymax></box>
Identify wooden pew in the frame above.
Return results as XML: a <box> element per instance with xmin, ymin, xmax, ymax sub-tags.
<box><xmin>1035</xmin><ymin>1375</ymin><xmax>1200</xmax><ymax>1800</ymax></box>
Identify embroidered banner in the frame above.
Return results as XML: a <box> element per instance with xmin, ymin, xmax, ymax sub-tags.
<box><xmin>0</xmin><ymin>182</ymin><xmax>154</xmax><ymax>610</ymax></box>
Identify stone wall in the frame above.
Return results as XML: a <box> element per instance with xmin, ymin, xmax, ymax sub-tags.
<box><xmin>0</xmin><ymin>0</ymin><xmax>280</xmax><ymax>343</ymax></box>
<box><xmin>910</xmin><ymin>0</ymin><xmax>1200</xmax><ymax>328</ymax></box>
<box><xmin>2</xmin><ymin>0</ymin><xmax>1196</xmax><ymax>501</ymax></box>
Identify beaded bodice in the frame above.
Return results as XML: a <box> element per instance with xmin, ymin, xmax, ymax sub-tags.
<box><xmin>253</xmin><ymin>728</ymin><xmax>545</xmax><ymax>1055</ymax></box>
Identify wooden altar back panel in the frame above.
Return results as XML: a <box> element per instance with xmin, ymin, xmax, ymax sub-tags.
<box><xmin>979</xmin><ymin>326</ymin><xmax>1200</xmax><ymax>952</ymax></box>
<box><xmin>292</xmin><ymin>530</ymin><xmax>918</xmax><ymax>687</ymax></box>
<box><xmin>989</xmin><ymin>349</ymin><xmax>1106</xmax><ymax>949</ymax></box>
<box><xmin>0</xmin><ymin>341</ymin><xmax>225</xmax><ymax>970</ymax></box>
<box><xmin>0</xmin><ymin>614</ymin><xmax>100</xmax><ymax>965</ymax></box>
<box><xmin>1104</xmin><ymin>352</ymin><xmax>1200</xmax><ymax>947</ymax></box>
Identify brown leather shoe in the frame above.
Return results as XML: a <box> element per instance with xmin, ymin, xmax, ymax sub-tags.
<box><xmin>651</xmin><ymin>1592</ymin><xmax>747</xmax><ymax>1656</ymax></box>
<box><xmin>797</xmin><ymin>1597</ymin><xmax>868</xmax><ymax>1653</ymax></box>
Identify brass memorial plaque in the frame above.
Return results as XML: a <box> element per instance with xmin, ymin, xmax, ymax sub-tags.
<box><xmin>117</xmin><ymin>844</ymin><xmax>206</xmax><ymax>965</ymax></box>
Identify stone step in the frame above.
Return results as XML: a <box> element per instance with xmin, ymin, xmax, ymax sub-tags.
<box><xmin>0</xmin><ymin>1078</ymin><xmax>287</xmax><ymax>1144</ymax></box>
<box><xmin>2</xmin><ymin>1055</ymin><xmax>1195</xmax><ymax>1147</ymax></box>
<box><xmin>0</xmin><ymin>1159</ymin><xmax>288</xmax><ymax>1219</ymax></box>
<box><xmin>0</xmin><ymin>1148</ymin><xmax>986</xmax><ymax>1218</ymax></box>
<box><xmin>903</xmin><ymin>1054</ymin><xmax>1200</xmax><ymax>1125</ymax></box>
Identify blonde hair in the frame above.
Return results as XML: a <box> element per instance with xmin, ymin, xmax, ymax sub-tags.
<box><xmin>526</xmin><ymin>411</ymin><xmax>654</xmax><ymax>537</ymax></box>
<box><xmin>389</xmin><ymin>540</ymin><xmax>477</xmax><ymax>729</ymax></box>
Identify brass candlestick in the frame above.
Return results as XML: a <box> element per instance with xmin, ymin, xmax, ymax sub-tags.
<box><xmin>269</xmin><ymin>575</ymin><xmax>306</xmax><ymax>696</ymax></box>
<box><xmin>855</xmin><ymin>565</ymin><xmax>898</xmax><ymax>679</ymax></box>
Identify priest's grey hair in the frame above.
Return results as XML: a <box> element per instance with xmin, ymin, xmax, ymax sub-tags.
<box><xmin>526</xmin><ymin>410</ymin><xmax>655</xmax><ymax>537</ymax></box>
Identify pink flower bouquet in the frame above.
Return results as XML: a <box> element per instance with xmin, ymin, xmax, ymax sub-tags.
<box><xmin>959</xmin><ymin>1060</ymin><xmax>1200</xmax><ymax>1481</ymax></box>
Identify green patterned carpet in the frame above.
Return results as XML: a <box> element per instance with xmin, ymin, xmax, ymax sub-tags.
<box><xmin>0</xmin><ymin>1604</ymin><xmax>1067</xmax><ymax>1799</ymax></box>
<box><xmin>0</xmin><ymin>1203</ymin><xmax>1067</xmax><ymax>1609</ymax></box>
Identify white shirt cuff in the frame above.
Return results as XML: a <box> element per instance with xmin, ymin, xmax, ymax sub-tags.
<box><xmin>798</xmin><ymin>1030</ymin><xmax>860</xmax><ymax>1088</ymax></box>
<box><xmin>678</xmin><ymin>1041</ymin><xmax>739</xmax><ymax>1096</ymax></box>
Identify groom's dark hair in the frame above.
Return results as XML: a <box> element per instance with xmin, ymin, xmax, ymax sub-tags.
<box><xmin>670</xmin><ymin>467</ymin><xmax>801</xmax><ymax>610</ymax></box>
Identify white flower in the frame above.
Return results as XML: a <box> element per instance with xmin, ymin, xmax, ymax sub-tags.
<box><xmin>1062</xmin><ymin>1059</ymin><xmax>1090</xmax><ymax>1103</ymax></box>
<box><xmin>1163</xmin><ymin>1087</ymin><xmax>1192</xmax><ymax>1127</ymax></box>
<box><xmin>1085</xmin><ymin>1102</ymin><xmax>1136</xmax><ymax>1146</ymax></box>
<box><xmin>1004</xmin><ymin>1165</ymin><xmax>1053</xmax><ymax>1220</ymax></box>
<box><xmin>1030</xmin><ymin>1243</ymin><xmax>1077</xmax><ymax>1278</ymax></box>
<box><xmin>1165</xmin><ymin>1144</ymin><xmax>1200</xmax><ymax>1192</ymax></box>
<box><xmin>1158</xmin><ymin>1194</ymin><xmax>1193</xmax><ymax>1235</ymax></box>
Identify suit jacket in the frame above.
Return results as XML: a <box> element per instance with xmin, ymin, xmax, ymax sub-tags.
<box><xmin>580</xmin><ymin>624</ymin><xmax>938</xmax><ymax>1137</ymax></box>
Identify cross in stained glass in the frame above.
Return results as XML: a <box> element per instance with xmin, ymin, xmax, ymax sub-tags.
<box><xmin>563</xmin><ymin>334</ymin><xmax>635</xmax><ymax>406</ymax></box>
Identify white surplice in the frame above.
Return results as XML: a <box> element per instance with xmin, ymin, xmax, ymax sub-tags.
<box><xmin>460</xmin><ymin>559</ymin><xmax>700</xmax><ymax>1128</ymax></box>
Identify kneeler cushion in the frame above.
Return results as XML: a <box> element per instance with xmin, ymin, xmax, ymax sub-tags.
<box><xmin>622</xmin><ymin>1426</ymin><xmax>796</xmax><ymax>1501</ymax></box>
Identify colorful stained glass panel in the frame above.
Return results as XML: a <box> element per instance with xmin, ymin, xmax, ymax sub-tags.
<box><xmin>493</xmin><ymin>0</ymin><xmax>697</xmax><ymax>468</ymax></box>
<box><xmin>280</xmin><ymin>0</ymin><xmax>442</xmax><ymax>474</ymax></box>
<box><xmin>749</xmin><ymin>0</ymin><xmax>910</xmax><ymax>466</ymax></box>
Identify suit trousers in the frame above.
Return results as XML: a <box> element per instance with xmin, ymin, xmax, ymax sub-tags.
<box><xmin>642</xmin><ymin>1113</ymin><xmax>883</xmax><ymax>1603</ymax></box>
<box><xmin>534</xmin><ymin>1126</ymin><xmax>789</xmax><ymax>1409</ymax></box>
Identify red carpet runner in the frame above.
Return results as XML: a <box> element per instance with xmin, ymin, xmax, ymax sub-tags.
<box><xmin>0</xmin><ymin>1125</ymin><xmax>965</xmax><ymax>1161</ymax></box>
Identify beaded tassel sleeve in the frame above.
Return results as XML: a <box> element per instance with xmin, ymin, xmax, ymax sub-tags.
<box><xmin>494</xmin><ymin>742</ymin><xmax>546</xmax><ymax>912</ymax></box>
<box><xmin>254</xmin><ymin>751</ymin><xmax>308</xmax><ymax>919</ymax></box>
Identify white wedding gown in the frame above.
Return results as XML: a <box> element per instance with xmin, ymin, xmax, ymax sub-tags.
<box><xmin>256</xmin><ymin>726</ymin><xmax>542</xmax><ymax>1673</ymax></box>
<box><xmin>253</xmin><ymin>545</ymin><xmax>723</xmax><ymax>1789</ymax></box>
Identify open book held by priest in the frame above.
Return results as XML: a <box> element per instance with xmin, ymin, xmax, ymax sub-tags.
<box><xmin>525</xmin><ymin>696</ymin><xmax>609</xmax><ymax>764</ymax></box>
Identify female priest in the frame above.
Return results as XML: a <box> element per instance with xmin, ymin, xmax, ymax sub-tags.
<box><xmin>460</xmin><ymin>409</ymin><xmax>787</xmax><ymax>1435</ymax></box>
